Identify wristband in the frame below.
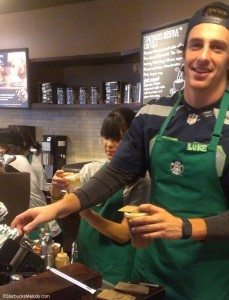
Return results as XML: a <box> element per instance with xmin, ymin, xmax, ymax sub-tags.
<box><xmin>181</xmin><ymin>218</ymin><xmax>192</xmax><ymax>239</ymax></box>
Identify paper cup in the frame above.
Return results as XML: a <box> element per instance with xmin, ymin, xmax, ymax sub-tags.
<box><xmin>124</xmin><ymin>211</ymin><xmax>151</xmax><ymax>249</ymax></box>
<box><xmin>64</xmin><ymin>172</ymin><xmax>80</xmax><ymax>192</ymax></box>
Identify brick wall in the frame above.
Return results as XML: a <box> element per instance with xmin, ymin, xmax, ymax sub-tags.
<box><xmin>0</xmin><ymin>108</ymin><xmax>109</xmax><ymax>163</ymax></box>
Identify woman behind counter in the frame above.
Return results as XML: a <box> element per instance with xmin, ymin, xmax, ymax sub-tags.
<box><xmin>0</xmin><ymin>126</ymin><xmax>61</xmax><ymax>240</ymax></box>
<box><xmin>51</xmin><ymin>107</ymin><xmax>151</xmax><ymax>284</ymax></box>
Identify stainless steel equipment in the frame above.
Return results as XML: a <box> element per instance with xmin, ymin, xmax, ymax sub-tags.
<box><xmin>41</xmin><ymin>135</ymin><xmax>67</xmax><ymax>181</ymax></box>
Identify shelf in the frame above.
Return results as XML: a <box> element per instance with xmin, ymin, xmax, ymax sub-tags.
<box><xmin>29</xmin><ymin>49</ymin><xmax>140</xmax><ymax>68</ymax></box>
<box><xmin>29</xmin><ymin>49</ymin><xmax>141</xmax><ymax>111</ymax></box>
<box><xmin>31</xmin><ymin>102</ymin><xmax>142</xmax><ymax>111</ymax></box>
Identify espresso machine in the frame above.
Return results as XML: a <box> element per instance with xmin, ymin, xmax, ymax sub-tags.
<box><xmin>41</xmin><ymin>135</ymin><xmax>67</xmax><ymax>181</ymax></box>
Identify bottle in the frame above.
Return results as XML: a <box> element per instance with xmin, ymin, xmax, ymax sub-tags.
<box><xmin>70</xmin><ymin>241</ymin><xmax>78</xmax><ymax>263</ymax></box>
<box><xmin>0</xmin><ymin>150</ymin><xmax>5</xmax><ymax>173</ymax></box>
<box><xmin>124</xmin><ymin>84</ymin><xmax>132</xmax><ymax>103</ymax></box>
<box><xmin>55</xmin><ymin>247</ymin><xmax>69</xmax><ymax>268</ymax></box>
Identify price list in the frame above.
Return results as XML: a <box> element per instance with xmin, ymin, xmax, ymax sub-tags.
<box><xmin>142</xmin><ymin>20</ymin><xmax>188</xmax><ymax>104</ymax></box>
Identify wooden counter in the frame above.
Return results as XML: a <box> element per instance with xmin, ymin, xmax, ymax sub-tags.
<box><xmin>0</xmin><ymin>262</ymin><xmax>165</xmax><ymax>300</ymax></box>
<box><xmin>0</xmin><ymin>263</ymin><xmax>102</xmax><ymax>300</ymax></box>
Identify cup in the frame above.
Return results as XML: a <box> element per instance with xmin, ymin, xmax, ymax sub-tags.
<box><xmin>124</xmin><ymin>212</ymin><xmax>151</xmax><ymax>249</ymax></box>
<box><xmin>63</xmin><ymin>172</ymin><xmax>80</xmax><ymax>192</ymax></box>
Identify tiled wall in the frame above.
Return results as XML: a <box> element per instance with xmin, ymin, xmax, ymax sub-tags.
<box><xmin>0</xmin><ymin>108</ymin><xmax>109</xmax><ymax>163</ymax></box>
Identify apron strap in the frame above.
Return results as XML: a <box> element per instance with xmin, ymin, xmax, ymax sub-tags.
<box><xmin>27</xmin><ymin>152</ymin><xmax>33</xmax><ymax>164</ymax></box>
<box><xmin>208</xmin><ymin>91</ymin><xmax>229</xmax><ymax>152</ymax></box>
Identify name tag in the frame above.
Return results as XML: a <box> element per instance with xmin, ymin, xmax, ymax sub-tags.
<box><xmin>186</xmin><ymin>142</ymin><xmax>207</xmax><ymax>152</ymax></box>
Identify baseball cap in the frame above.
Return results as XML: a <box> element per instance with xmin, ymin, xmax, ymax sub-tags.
<box><xmin>184</xmin><ymin>2</ymin><xmax>229</xmax><ymax>48</ymax></box>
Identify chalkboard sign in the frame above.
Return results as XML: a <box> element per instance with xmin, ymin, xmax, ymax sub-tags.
<box><xmin>142</xmin><ymin>19</ymin><xmax>188</xmax><ymax>104</ymax></box>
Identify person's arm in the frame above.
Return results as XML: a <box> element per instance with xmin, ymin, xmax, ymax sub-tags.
<box><xmin>11</xmin><ymin>192</ymin><xmax>81</xmax><ymax>234</ymax></box>
<box><xmin>78</xmin><ymin>161</ymin><xmax>133</xmax><ymax>243</ymax></box>
<box><xmin>129</xmin><ymin>203</ymin><xmax>229</xmax><ymax>241</ymax></box>
<box><xmin>129</xmin><ymin>204</ymin><xmax>207</xmax><ymax>241</ymax></box>
<box><xmin>11</xmin><ymin>164</ymin><xmax>136</xmax><ymax>234</ymax></box>
<box><xmin>74</xmin><ymin>164</ymin><xmax>139</xmax><ymax>210</ymax></box>
<box><xmin>79</xmin><ymin>176</ymin><xmax>151</xmax><ymax>243</ymax></box>
<box><xmin>80</xmin><ymin>209</ymin><xmax>130</xmax><ymax>243</ymax></box>
<box><xmin>50</xmin><ymin>170</ymin><xmax>68</xmax><ymax>200</ymax></box>
<box><xmin>123</xmin><ymin>176</ymin><xmax>151</xmax><ymax>206</ymax></box>
<box><xmin>204</xmin><ymin>212</ymin><xmax>229</xmax><ymax>240</ymax></box>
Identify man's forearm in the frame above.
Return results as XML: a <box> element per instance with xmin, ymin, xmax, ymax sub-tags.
<box><xmin>204</xmin><ymin>211</ymin><xmax>229</xmax><ymax>240</ymax></box>
<box><xmin>190</xmin><ymin>218</ymin><xmax>207</xmax><ymax>240</ymax></box>
<box><xmin>74</xmin><ymin>164</ymin><xmax>138</xmax><ymax>210</ymax></box>
<box><xmin>54</xmin><ymin>192</ymin><xmax>81</xmax><ymax>218</ymax></box>
<box><xmin>188</xmin><ymin>212</ymin><xmax>229</xmax><ymax>241</ymax></box>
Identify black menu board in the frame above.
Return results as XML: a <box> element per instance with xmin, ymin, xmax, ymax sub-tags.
<box><xmin>0</xmin><ymin>48</ymin><xmax>29</xmax><ymax>108</ymax></box>
<box><xmin>142</xmin><ymin>19</ymin><xmax>188</xmax><ymax>104</ymax></box>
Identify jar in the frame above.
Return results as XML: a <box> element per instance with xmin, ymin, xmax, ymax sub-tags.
<box><xmin>78</xmin><ymin>86</ymin><xmax>87</xmax><ymax>104</ymax></box>
<box><xmin>90</xmin><ymin>86</ymin><xmax>100</xmax><ymax>104</ymax></box>
<box><xmin>56</xmin><ymin>86</ymin><xmax>66</xmax><ymax>104</ymax></box>
<box><xmin>66</xmin><ymin>87</ymin><xmax>76</xmax><ymax>104</ymax></box>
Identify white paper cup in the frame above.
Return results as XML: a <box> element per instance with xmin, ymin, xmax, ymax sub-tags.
<box><xmin>124</xmin><ymin>211</ymin><xmax>151</xmax><ymax>249</ymax></box>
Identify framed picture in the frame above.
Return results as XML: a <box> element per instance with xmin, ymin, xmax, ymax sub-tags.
<box><xmin>0</xmin><ymin>48</ymin><xmax>29</xmax><ymax>108</ymax></box>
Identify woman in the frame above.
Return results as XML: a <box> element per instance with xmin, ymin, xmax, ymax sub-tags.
<box><xmin>9</xmin><ymin>125</ymin><xmax>47</xmax><ymax>191</ymax></box>
<box><xmin>51</xmin><ymin>107</ymin><xmax>150</xmax><ymax>284</ymax></box>
<box><xmin>0</xmin><ymin>126</ymin><xmax>61</xmax><ymax>239</ymax></box>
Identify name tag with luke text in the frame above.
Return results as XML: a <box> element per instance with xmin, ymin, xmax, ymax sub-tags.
<box><xmin>186</xmin><ymin>142</ymin><xmax>208</xmax><ymax>152</ymax></box>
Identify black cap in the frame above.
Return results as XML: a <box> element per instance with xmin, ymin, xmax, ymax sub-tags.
<box><xmin>184</xmin><ymin>2</ymin><xmax>229</xmax><ymax>48</ymax></box>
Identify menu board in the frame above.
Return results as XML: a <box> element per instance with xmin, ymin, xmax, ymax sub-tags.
<box><xmin>0</xmin><ymin>48</ymin><xmax>29</xmax><ymax>108</ymax></box>
<box><xmin>142</xmin><ymin>20</ymin><xmax>188</xmax><ymax>104</ymax></box>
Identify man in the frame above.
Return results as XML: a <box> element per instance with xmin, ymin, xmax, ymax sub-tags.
<box><xmin>12</xmin><ymin>2</ymin><xmax>229</xmax><ymax>299</ymax></box>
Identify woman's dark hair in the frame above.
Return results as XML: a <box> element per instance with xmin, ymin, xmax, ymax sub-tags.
<box><xmin>9</xmin><ymin>125</ymin><xmax>41</xmax><ymax>155</ymax></box>
<box><xmin>100</xmin><ymin>107</ymin><xmax>136</xmax><ymax>140</ymax></box>
<box><xmin>0</xmin><ymin>127</ymin><xmax>23</xmax><ymax>147</ymax></box>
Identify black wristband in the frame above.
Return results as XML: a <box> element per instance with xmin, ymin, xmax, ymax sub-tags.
<box><xmin>181</xmin><ymin>218</ymin><xmax>192</xmax><ymax>239</ymax></box>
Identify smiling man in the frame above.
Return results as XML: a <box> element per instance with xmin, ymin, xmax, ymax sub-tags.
<box><xmin>11</xmin><ymin>2</ymin><xmax>229</xmax><ymax>299</ymax></box>
<box><xmin>184</xmin><ymin>23</ymin><xmax>228</xmax><ymax>106</ymax></box>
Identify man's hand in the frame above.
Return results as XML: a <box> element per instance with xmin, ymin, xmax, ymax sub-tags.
<box><xmin>11</xmin><ymin>193</ymin><xmax>82</xmax><ymax>235</ymax></box>
<box><xmin>129</xmin><ymin>203</ymin><xmax>183</xmax><ymax>240</ymax></box>
<box><xmin>11</xmin><ymin>205</ymin><xmax>58</xmax><ymax>235</ymax></box>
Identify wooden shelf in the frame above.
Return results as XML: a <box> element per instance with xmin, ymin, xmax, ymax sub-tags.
<box><xmin>30</xmin><ymin>49</ymin><xmax>140</xmax><ymax>68</ymax></box>
<box><xmin>30</xmin><ymin>49</ymin><xmax>141</xmax><ymax>111</ymax></box>
<box><xmin>31</xmin><ymin>102</ymin><xmax>141</xmax><ymax>111</ymax></box>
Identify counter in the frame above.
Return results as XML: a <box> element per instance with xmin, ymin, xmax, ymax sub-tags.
<box><xmin>0</xmin><ymin>262</ymin><xmax>102</xmax><ymax>300</ymax></box>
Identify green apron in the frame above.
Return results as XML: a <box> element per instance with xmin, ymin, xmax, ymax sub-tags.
<box><xmin>132</xmin><ymin>91</ymin><xmax>229</xmax><ymax>299</ymax></box>
<box><xmin>77</xmin><ymin>189</ymin><xmax>135</xmax><ymax>285</ymax></box>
